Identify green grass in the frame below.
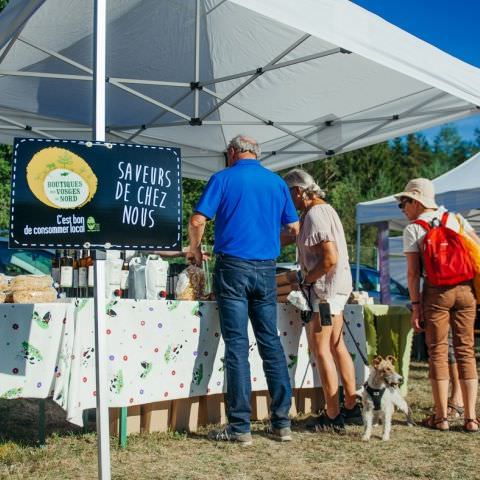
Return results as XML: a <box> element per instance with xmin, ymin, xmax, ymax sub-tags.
<box><xmin>1</xmin><ymin>362</ymin><xmax>479</xmax><ymax>480</ymax></box>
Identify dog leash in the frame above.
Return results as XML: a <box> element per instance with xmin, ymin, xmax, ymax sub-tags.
<box><xmin>343</xmin><ymin>314</ymin><xmax>370</xmax><ymax>367</ymax></box>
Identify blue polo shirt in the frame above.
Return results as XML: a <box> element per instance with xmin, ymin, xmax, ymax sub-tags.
<box><xmin>195</xmin><ymin>159</ymin><xmax>298</xmax><ymax>260</ymax></box>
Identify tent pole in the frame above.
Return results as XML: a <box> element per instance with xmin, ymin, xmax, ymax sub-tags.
<box><xmin>93</xmin><ymin>1</ymin><xmax>111</xmax><ymax>479</ymax></box>
<box><xmin>377</xmin><ymin>222</ymin><xmax>391</xmax><ymax>305</ymax></box>
<box><xmin>194</xmin><ymin>0</ymin><xmax>200</xmax><ymax>118</ymax></box>
<box><xmin>355</xmin><ymin>223</ymin><xmax>361</xmax><ymax>290</ymax></box>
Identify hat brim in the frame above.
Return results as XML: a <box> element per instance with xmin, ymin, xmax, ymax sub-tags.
<box><xmin>394</xmin><ymin>192</ymin><xmax>438</xmax><ymax>209</ymax></box>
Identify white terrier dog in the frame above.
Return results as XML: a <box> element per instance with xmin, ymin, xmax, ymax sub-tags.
<box><xmin>362</xmin><ymin>355</ymin><xmax>413</xmax><ymax>441</ymax></box>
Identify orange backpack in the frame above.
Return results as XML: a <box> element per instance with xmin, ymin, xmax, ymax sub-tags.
<box><xmin>414</xmin><ymin>212</ymin><xmax>474</xmax><ymax>286</ymax></box>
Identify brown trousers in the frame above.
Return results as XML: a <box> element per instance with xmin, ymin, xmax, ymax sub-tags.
<box><xmin>423</xmin><ymin>282</ymin><xmax>477</xmax><ymax>381</ymax></box>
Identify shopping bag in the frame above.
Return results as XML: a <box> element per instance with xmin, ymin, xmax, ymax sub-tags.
<box><xmin>457</xmin><ymin>215</ymin><xmax>480</xmax><ymax>302</ymax></box>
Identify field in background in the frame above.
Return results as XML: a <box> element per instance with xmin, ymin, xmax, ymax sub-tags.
<box><xmin>1</xmin><ymin>362</ymin><xmax>479</xmax><ymax>480</ymax></box>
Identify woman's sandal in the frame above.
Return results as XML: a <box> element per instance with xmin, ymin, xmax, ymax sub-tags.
<box><xmin>462</xmin><ymin>418</ymin><xmax>480</xmax><ymax>434</ymax></box>
<box><xmin>421</xmin><ymin>414</ymin><xmax>449</xmax><ymax>432</ymax></box>
<box><xmin>447</xmin><ymin>403</ymin><xmax>464</xmax><ymax>419</ymax></box>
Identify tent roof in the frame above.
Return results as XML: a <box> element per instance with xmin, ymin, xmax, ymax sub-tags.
<box><xmin>356</xmin><ymin>152</ymin><xmax>480</xmax><ymax>231</ymax></box>
<box><xmin>0</xmin><ymin>0</ymin><xmax>480</xmax><ymax>179</ymax></box>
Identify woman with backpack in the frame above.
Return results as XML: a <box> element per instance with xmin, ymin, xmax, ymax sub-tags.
<box><xmin>397</xmin><ymin>178</ymin><xmax>480</xmax><ymax>433</ymax></box>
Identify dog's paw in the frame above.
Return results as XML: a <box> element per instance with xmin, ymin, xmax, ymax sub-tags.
<box><xmin>381</xmin><ymin>435</ymin><xmax>390</xmax><ymax>441</ymax></box>
<box><xmin>361</xmin><ymin>435</ymin><xmax>370</xmax><ymax>442</ymax></box>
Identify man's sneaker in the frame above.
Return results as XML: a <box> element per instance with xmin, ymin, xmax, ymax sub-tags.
<box><xmin>266</xmin><ymin>426</ymin><xmax>292</xmax><ymax>442</ymax></box>
<box><xmin>310</xmin><ymin>411</ymin><xmax>346</xmax><ymax>434</ymax></box>
<box><xmin>207</xmin><ymin>427</ymin><xmax>252</xmax><ymax>446</ymax></box>
<box><xmin>341</xmin><ymin>403</ymin><xmax>364</xmax><ymax>426</ymax></box>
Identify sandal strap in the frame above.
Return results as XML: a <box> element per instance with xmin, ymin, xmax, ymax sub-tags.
<box><xmin>422</xmin><ymin>414</ymin><xmax>448</xmax><ymax>426</ymax></box>
<box><xmin>464</xmin><ymin>418</ymin><xmax>480</xmax><ymax>425</ymax></box>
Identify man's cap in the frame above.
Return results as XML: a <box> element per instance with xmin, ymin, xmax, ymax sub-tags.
<box><xmin>394</xmin><ymin>178</ymin><xmax>438</xmax><ymax>209</ymax></box>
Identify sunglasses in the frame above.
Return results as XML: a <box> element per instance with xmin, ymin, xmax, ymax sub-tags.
<box><xmin>398</xmin><ymin>198</ymin><xmax>413</xmax><ymax>209</ymax></box>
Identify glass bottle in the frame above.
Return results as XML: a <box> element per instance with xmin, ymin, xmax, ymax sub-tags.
<box><xmin>86</xmin><ymin>249</ymin><xmax>95</xmax><ymax>297</ymax></box>
<box><xmin>51</xmin><ymin>250</ymin><xmax>61</xmax><ymax>289</ymax></box>
<box><xmin>120</xmin><ymin>251</ymin><xmax>129</xmax><ymax>298</ymax></box>
<box><xmin>72</xmin><ymin>250</ymin><xmax>79</xmax><ymax>298</ymax></box>
<box><xmin>60</xmin><ymin>249</ymin><xmax>73</xmax><ymax>297</ymax></box>
<box><xmin>78</xmin><ymin>249</ymin><xmax>88</xmax><ymax>298</ymax></box>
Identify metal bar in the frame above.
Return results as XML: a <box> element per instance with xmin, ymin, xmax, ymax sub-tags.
<box><xmin>355</xmin><ymin>224</ymin><xmax>361</xmax><ymax>290</ymax></box>
<box><xmin>119</xmin><ymin>407</ymin><xmax>128</xmax><ymax>448</ymax></box>
<box><xmin>110</xmin><ymin>121</ymin><xmax>189</xmax><ymax>130</ymax></box>
<box><xmin>200</xmin><ymin>34</ymin><xmax>311</xmax><ymax>119</ymax></box>
<box><xmin>0</xmin><ymin>70</ymin><xmax>91</xmax><ymax>80</ymax></box>
<box><xmin>334</xmin><ymin>118</ymin><xmax>393</xmax><ymax>152</ymax></box>
<box><xmin>336</xmin><ymin>106</ymin><xmax>474</xmax><ymax>125</ymax></box>
<box><xmin>261</xmin><ymin>150</ymin><xmax>328</xmax><ymax>155</ymax></box>
<box><xmin>200</xmin><ymin>46</ymin><xmax>342</xmax><ymax>88</ymax></box>
<box><xmin>124</xmin><ymin>90</ymin><xmax>193</xmax><ymax>142</ymax></box>
<box><xmin>205</xmin><ymin>0</ymin><xmax>228</xmax><ymax>16</ymax></box>
<box><xmin>108</xmin><ymin>77</ymin><xmax>190</xmax><ymax>87</ymax></box>
<box><xmin>202</xmin><ymin>87</ymin><xmax>328</xmax><ymax>152</ymax></box>
<box><xmin>0</xmin><ymin>1</ymin><xmax>39</xmax><ymax>66</ymax></box>
<box><xmin>111</xmin><ymin>128</ymin><xmax>221</xmax><ymax>154</ymax></box>
<box><xmin>334</xmin><ymin>91</ymin><xmax>448</xmax><ymax>152</ymax></box>
<box><xmin>119</xmin><ymin>118</ymin><xmax>334</xmax><ymax>130</ymax></box>
<box><xmin>194</xmin><ymin>0</ymin><xmax>201</xmax><ymax>118</ymax></box>
<box><xmin>261</xmin><ymin>124</ymin><xmax>329</xmax><ymax>163</ymax></box>
<box><xmin>93</xmin><ymin>1</ymin><xmax>111</xmax><ymax>478</ymax></box>
<box><xmin>0</xmin><ymin>30</ymin><xmax>22</xmax><ymax>65</ymax></box>
<box><xmin>202</xmin><ymin>120</ymin><xmax>324</xmax><ymax>126</ymax></box>
<box><xmin>18</xmin><ymin>36</ymin><xmax>92</xmax><ymax>73</ymax></box>
<box><xmin>0</xmin><ymin>114</ymin><xmax>56</xmax><ymax>138</ymax></box>
<box><xmin>109</xmin><ymin>80</ymin><xmax>191</xmax><ymax>121</ymax></box>
<box><xmin>109</xmin><ymin>129</ymin><xmax>219</xmax><ymax>173</ymax></box>
<box><xmin>377</xmin><ymin>222</ymin><xmax>391</xmax><ymax>305</ymax></box>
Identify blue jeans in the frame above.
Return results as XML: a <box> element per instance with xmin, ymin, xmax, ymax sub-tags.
<box><xmin>214</xmin><ymin>254</ymin><xmax>292</xmax><ymax>434</ymax></box>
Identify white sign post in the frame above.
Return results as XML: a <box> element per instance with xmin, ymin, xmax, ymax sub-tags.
<box><xmin>92</xmin><ymin>1</ymin><xmax>111</xmax><ymax>479</ymax></box>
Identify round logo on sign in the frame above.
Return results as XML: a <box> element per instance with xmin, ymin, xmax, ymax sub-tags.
<box><xmin>26</xmin><ymin>147</ymin><xmax>98</xmax><ymax>209</ymax></box>
<box><xmin>44</xmin><ymin>169</ymin><xmax>90</xmax><ymax>208</ymax></box>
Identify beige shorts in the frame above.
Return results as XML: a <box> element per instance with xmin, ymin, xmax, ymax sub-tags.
<box><xmin>311</xmin><ymin>293</ymin><xmax>349</xmax><ymax>315</ymax></box>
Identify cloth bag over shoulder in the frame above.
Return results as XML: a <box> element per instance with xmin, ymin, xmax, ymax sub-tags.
<box><xmin>414</xmin><ymin>211</ymin><xmax>474</xmax><ymax>287</ymax></box>
<box><xmin>456</xmin><ymin>214</ymin><xmax>480</xmax><ymax>301</ymax></box>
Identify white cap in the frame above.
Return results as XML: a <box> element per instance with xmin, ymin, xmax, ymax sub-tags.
<box><xmin>394</xmin><ymin>178</ymin><xmax>437</xmax><ymax>209</ymax></box>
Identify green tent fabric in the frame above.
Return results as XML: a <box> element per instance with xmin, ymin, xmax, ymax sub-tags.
<box><xmin>364</xmin><ymin>305</ymin><xmax>413</xmax><ymax>395</ymax></box>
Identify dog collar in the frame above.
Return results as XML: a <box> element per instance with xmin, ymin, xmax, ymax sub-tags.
<box><xmin>364</xmin><ymin>382</ymin><xmax>386</xmax><ymax>411</ymax></box>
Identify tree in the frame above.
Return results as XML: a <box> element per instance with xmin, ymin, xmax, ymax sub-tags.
<box><xmin>181</xmin><ymin>178</ymin><xmax>214</xmax><ymax>248</ymax></box>
<box><xmin>0</xmin><ymin>146</ymin><xmax>11</xmax><ymax>231</ymax></box>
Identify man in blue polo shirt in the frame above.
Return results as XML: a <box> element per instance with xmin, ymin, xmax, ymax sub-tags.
<box><xmin>188</xmin><ymin>135</ymin><xmax>299</xmax><ymax>445</ymax></box>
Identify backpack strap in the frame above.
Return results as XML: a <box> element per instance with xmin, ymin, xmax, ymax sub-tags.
<box><xmin>413</xmin><ymin>219</ymin><xmax>431</xmax><ymax>231</ymax></box>
<box><xmin>440</xmin><ymin>211</ymin><xmax>450</xmax><ymax>227</ymax></box>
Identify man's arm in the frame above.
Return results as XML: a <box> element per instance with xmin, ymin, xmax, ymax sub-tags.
<box><xmin>303</xmin><ymin>241</ymin><xmax>337</xmax><ymax>284</ymax></box>
<box><xmin>406</xmin><ymin>252</ymin><xmax>423</xmax><ymax>332</ymax></box>
<box><xmin>280</xmin><ymin>221</ymin><xmax>300</xmax><ymax>246</ymax></box>
<box><xmin>187</xmin><ymin>213</ymin><xmax>208</xmax><ymax>266</ymax></box>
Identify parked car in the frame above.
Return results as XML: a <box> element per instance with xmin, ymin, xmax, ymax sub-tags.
<box><xmin>276</xmin><ymin>262</ymin><xmax>409</xmax><ymax>305</ymax></box>
<box><xmin>0</xmin><ymin>238</ymin><xmax>54</xmax><ymax>276</ymax></box>
<box><xmin>350</xmin><ymin>264</ymin><xmax>409</xmax><ymax>306</ymax></box>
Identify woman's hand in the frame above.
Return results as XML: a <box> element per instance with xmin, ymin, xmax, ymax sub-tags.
<box><xmin>410</xmin><ymin>304</ymin><xmax>424</xmax><ymax>333</ymax></box>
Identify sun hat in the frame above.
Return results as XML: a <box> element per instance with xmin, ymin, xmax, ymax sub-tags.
<box><xmin>394</xmin><ymin>178</ymin><xmax>438</xmax><ymax>209</ymax></box>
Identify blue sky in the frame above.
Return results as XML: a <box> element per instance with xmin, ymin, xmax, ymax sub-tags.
<box><xmin>353</xmin><ymin>0</ymin><xmax>480</xmax><ymax>142</ymax></box>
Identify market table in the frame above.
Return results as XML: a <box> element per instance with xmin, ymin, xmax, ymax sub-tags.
<box><xmin>1</xmin><ymin>299</ymin><xmax>370</xmax><ymax>437</ymax></box>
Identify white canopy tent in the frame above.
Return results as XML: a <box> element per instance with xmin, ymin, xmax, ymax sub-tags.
<box><xmin>1</xmin><ymin>0</ymin><xmax>480</xmax><ymax>180</ymax></box>
<box><xmin>356</xmin><ymin>152</ymin><xmax>480</xmax><ymax>232</ymax></box>
<box><xmin>2</xmin><ymin>1</ymin><xmax>480</xmax><ymax>478</ymax></box>
<box><xmin>355</xmin><ymin>152</ymin><xmax>480</xmax><ymax>297</ymax></box>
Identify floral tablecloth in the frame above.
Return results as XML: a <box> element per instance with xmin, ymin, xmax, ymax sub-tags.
<box><xmin>0</xmin><ymin>300</ymin><xmax>368</xmax><ymax>426</ymax></box>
